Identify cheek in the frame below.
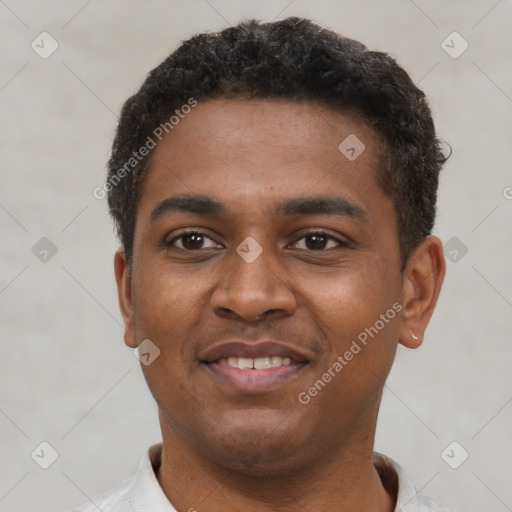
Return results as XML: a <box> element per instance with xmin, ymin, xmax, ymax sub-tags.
<box><xmin>135</xmin><ymin>259</ymin><xmax>196</xmax><ymax>316</ymax></box>
<box><xmin>303</xmin><ymin>258</ymin><xmax>401</xmax><ymax>387</ymax></box>
<box><xmin>301</xmin><ymin>272</ymin><xmax>400</xmax><ymax>427</ymax></box>
<box><xmin>131</xmin><ymin>264</ymin><xmax>204</xmax><ymax>360</ymax></box>
<box><xmin>131</xmin><ymin>267</ymin><xmax>203</xmax><ymax>409</ymax></box>
<box><xmin>308</xmin><ymin>260</ymin><xmax>399</xmax><ymax>336</ymax></box>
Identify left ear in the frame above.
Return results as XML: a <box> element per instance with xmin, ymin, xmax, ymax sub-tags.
<box><xmin>399</xmin><ymin>236</ymin><xmax>446</xmax><ymax>349</ymax></box>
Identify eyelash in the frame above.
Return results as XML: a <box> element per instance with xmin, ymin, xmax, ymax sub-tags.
<box><xmin>166</xmin><ymin>229</ymin><xmax>348</xmax><ymax>251</ymax></box>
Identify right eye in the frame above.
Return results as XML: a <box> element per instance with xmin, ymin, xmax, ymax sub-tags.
<box><xmin>166</xmin><ymin>230</ymin><xmax>222</xmax><ymax>251</ymax></box>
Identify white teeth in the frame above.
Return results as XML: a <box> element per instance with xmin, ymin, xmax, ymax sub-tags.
<box><xmin>254</xmin><ymin>357</ymin><xmax>271</xmax><ymax>369</ymax></box>
<box><xmin>270</xmin><ymin>356</ymin><xmax>282</xmax><ymax>367</ymax></box>
<box><xmin>216</xmin><ymin>356</ymin><xmax>293</xmax><ymax>369</ymax></box>
<box><xmin>237</xmin><ymin>357</ymin><xmax>253</xmax><ymax>369</ymax></box>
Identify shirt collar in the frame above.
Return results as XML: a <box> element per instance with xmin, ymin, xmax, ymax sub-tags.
<box><xmin>131</xmin><ymin>444</ymin><xmax>429</xmax><ymax>511</ymax></box>
<box><xmin>374</xmin><ymin>452</ymin><xmax>428</xmax><ymax>511</ymax></box>
<box><xmin>129</xmin><ymin>443</ymin><xmax>177</xmax><ymax>511</ymax></box>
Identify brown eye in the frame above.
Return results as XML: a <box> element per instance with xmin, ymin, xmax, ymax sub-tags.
<box><xmin>181</xmin><ymin>233</ymin><xmax>205</xmax><ymax>250</ymax></box>
<box><xmin>304</xmin><ymin>234</ymin><xmax>329</xmax><ymax>250</ymax></box>
<box><xmin>168</xmin><ymin>231</ymin><xmax>220</xmax><ymax>250</ymax></box>
<box><xmin>292</xmin><ymin>231</ymin><xmax>345</xmax><ymax>251</ymax></box>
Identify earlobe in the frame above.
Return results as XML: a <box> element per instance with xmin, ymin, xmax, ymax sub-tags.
<box><xmin>114</xmin><ymin>248</ymin><xmax>137</xmax><ymax>348</ymax></box>
<box><xmin>399</xmin><ymin>236</ymin><xmax>446</xmax><ymax>349</ymax></box>
<box><xmin>409</xmin><ymin>328</ymin><xmax>419</xmax><ymax>341</ymax></box>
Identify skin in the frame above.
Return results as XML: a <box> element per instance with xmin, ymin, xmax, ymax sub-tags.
<box><xmin>114</xmin><ymin>98</ymin><xmax>445</xmax><ymax>512</ymax></box>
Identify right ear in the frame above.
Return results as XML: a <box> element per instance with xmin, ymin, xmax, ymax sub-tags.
<box><xmin>114</xmin><ymin>248</ymin><xmax>137</xmax><ymax>348</ymax></box>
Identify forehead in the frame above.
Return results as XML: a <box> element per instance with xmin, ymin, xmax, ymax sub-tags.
<box><xmin>138</xmin><ymin>98</ymin><xmax>390</xmax><ymax>224</ymax></box>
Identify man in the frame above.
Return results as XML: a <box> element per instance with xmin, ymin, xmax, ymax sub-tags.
<box><xmin>75</xmin><ymin>17</ymin><xmax>454</xmax><ymax>511</ymax></box>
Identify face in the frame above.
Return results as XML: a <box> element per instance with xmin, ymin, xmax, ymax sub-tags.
<box><xmin>115</xmin><ymin>98</ymin><xmax>441</xmax><ymax>476</ymax></box>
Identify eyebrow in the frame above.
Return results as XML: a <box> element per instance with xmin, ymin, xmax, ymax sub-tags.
<box><xmin>276</xmin><ymin>196</ymin><xmax>368</xmax><ymax>222</ymax></box>
<box><xmin>151</xmin><ymin>194</ymin><xmax>369</xmax><ymax>223</ymax></box>
<box><xmin>151</xmin><ymin>195</ymin><xmax>224</xmax><ymax>220</ymax></box>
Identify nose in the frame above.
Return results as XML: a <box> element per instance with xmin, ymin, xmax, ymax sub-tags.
<box><xmin>210</xmin><ymin>242</ymin><xmax>297</xmax><ymax>322</ymax></box>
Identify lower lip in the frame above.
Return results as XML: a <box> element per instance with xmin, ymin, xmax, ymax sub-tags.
<box><xmin>202</xmin><ymin>362</ymin><xmax>307</xmax><ymax>393</ymax></box>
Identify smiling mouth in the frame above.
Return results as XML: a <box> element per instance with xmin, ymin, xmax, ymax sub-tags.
<box><xmin>201</xmin><ymin>357</ymin><xmax>309</xmax><ymax>393</ymax></box>
<box><xmin>198</xmin><ymin>340</ymin><xmax>312</xmax><ymax>393</ymax></box>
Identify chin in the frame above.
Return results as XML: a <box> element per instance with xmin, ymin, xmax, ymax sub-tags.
<box><xmin>193</xmin><ymin>412</ymin><xmax>313</xmax><ymax>477</ymax></box>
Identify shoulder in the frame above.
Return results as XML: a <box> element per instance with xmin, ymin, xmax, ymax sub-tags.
<box><xmin>67</xmin><ymin>443</ymin><xmax>168</xmax><ymax>512</ymax></box>
<box><xmin>414</xmin><ymin>494</ymin><xmax>458</xmax><ymax>512</ymax></box>
<box><xmin>373</xmin><ymin>452</ymin><xmax>457</xmax><ymax>512</ymax></box>
<box><xmin>67</xmin><ymin>475</ymin><xmax>133</xmax><ymax>512</ymax></box>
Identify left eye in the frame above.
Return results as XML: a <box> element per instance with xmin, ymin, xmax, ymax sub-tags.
<box><xmin>291</xmin><ymin>232</ymin><xmax>345</xmax><ymax>251</ymax></box>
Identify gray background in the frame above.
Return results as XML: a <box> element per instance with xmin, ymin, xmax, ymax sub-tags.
<box><xmin>1</xmin><ymin>1</ymin><xmax>511</xmax><ymax>511</ymax></box>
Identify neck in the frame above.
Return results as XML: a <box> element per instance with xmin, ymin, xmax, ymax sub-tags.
<box><xmin>155</xmin><ymin>416</ymin><xmax>395</xmax><ymax>512</ymax></box>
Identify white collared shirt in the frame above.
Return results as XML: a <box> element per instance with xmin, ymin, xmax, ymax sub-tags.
<box><xmin>69</xmin><ymin>443</ymin><xmax>456</xmax><ymax>512</ymax></box>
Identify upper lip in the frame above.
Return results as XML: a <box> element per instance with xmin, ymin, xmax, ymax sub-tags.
<box><xmin>199</xmin><ymin>340</ymin><xmax>311</xmax><ymax>363</ymax></box>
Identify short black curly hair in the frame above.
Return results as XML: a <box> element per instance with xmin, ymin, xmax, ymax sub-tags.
<box><xmin>106</xmin><ymin>16</ymin><xmax>448</xmax><ymax>268</ymax></box>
